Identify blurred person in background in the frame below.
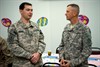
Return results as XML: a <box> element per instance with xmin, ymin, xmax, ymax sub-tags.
<box><xmin>0</xmin><ymin>36</ymin><xmax>12</xmax><ymax>67</ymax></box>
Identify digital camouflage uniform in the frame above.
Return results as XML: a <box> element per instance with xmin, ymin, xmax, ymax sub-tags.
<box><xmin>0</xmin><ymin>36</ymin><xmax>12</xmax><ymax>67</ymax></box>
<box><xmin>59</xmin><ymin>22</ymin><xmax>92</xmax><ymax>67</ymax></box>
<box><xmin>7</xmin><ymin>20</ymin><xmax>46</xmax><ymax>67</ymax></box>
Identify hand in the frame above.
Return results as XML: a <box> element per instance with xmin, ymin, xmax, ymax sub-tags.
<box><xmin>60</xmin><ymin>59</ymin><xmax>70</xmax><ymax>67</ymax></box>
<box><xmin>31</xmin><ymin>52</ymin><xmax>41</xmax><ymax>64</ymax></box>
<box><xmin>65</xmin><ymin>60</ymin><xmax>70</xmax><ymax>67</ymax></box>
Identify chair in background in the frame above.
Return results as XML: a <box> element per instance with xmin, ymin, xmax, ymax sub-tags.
<box><xmin>88</xmin><ymin>47</ymin><xmax>100</xmax><ymax>67</ymax></box>
<box><xmin>56</xmin><ymin>46</ymin><xmax>60</xmax><ymax>54</ymax></box>
<box><xmin>42</xmin><ymin>62</ymin><xmax>60</xmax><ymax>67</ymax></box>
<box><xmin>88</xmin><ymin>64</ymin><xmax>97</xmax><ymax>67</ymax></box>
<box><xmin>56</xmin><ymin>46</ymin><xmax>64</xmax><ymax>54</ymax></box>
<box><xmin>91</xmin><ymin>47</ymin><xmax>100</xmax><ymax>55</ymax></box>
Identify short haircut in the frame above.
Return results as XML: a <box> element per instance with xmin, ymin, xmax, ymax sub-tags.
<box><xmin>67</xmin><ymin>4</ymin><xmax>80</xmax><ymax>15</ymax></box>
<box><xmin>19</xmin><ymin>2</ymin><xmax>32</xmax><ymax>10</ymax></box>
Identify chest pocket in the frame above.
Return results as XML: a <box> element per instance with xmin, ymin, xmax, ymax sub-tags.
<box><xmin>73</xmin><ymin>32</ymin><xmax>83</xmax><ymax>45</ymax></box>
<box><xmin>32</xmin><ymin>29</ymin><xmax>40</xmax><ymax>38</ymax></box>
<box><xmin>18</xmin><ymin>30</ymin><xmax>26</xmax><ymax>39</ymax></box>
<box><xmin>18</xmin><ymin>28</ymin><xmax>40</xmax><ymax>39</ymax></box>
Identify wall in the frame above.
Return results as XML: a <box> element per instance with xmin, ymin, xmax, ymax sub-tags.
<box><xmin>0</xmin><ymin>0</ymin><xmax>100</xmax><ymax>53</ymax></box>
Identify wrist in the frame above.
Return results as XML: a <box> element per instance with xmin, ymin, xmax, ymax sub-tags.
<box><xmin>37</xmin><ymin>52</ymin><xmax>41</xmax><ymax>57</ymax></box>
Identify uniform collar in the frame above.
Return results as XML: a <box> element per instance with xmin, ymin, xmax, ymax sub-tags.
<box><xmin>18</xmin><ymin>20</ymin><xmax>34</xmax><ymax>29</ymax></box>
<box><xmin>65</xmin><ymin>22</ymin><xmax>84</xmax><ymax>33</ymax></box>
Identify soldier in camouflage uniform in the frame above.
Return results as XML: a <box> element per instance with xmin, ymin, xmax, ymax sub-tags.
<box><xmin>7</xmin><ymin>2</ymin><xmax>46</xmax><ymax>67</ymax></box>
<box><xmin>59</xmin><ymin>4</ymin><xmax>92</xmax><ymax>67</ymax></box>
<box><xmin>0</xmin><ymin>36</ymin><xmax>12</xmax><ymax>67</ymax></box>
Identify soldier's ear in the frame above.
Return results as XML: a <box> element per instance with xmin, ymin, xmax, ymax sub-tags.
<box><xmin>19</xmin><ymin>10</ymin><xmax>23</xmax><ymax>14</ymax></box>
<box><xmin>73</xmin><ymin>11</ymin><xmax>77</xmax><ymax>17</ymax></box>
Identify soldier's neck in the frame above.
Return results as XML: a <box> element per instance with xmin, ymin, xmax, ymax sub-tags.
<box><xmin>21</xmin><ymin>18</ymin><xmax>30</xmax><ymax>24</ymax></box>
<box><xmin>70</xmin><ymin>18</ymin><xmax>78</xmax><ymax>25</ymax></box>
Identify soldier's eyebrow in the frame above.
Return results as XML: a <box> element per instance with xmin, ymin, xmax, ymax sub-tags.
<box><xmin>26</xmin><ymin>8</ymin><xmax>33</xmax><ymax>11</ymax></box>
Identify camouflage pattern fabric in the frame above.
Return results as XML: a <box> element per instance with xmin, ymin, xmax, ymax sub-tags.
<box><xmin>59</xmin><ymin>22</ymin><xmax>92</xmax><ymax>67</ymax></box>
<box><xmin>0</xmin><ymin>36</ymin><xmax>13</xmax><ymax>67</ymax></box>
<box><xmin>7</xmin><ymin>20</ymin><xmax>46</xmax><ymax>67</ymax></box>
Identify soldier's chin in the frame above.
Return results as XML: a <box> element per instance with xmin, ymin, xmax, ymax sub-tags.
<box><xmin>67</xmin><ymin>18</ymin><xmax>70</xmax><ymax>20</ymax></box>
<box><xmin>28</xmin><ymin>17</ymin><xmax>31</xmax><ymax>20</ymax></box>
<box><xmin>66</xmin><ymin>17</ymin><xmax>69</xmax><ymax>20</ymax></box>
<box><xmin>28</xmin><ymin>16</ymin><xmax>32</xmax><ymax>18</ymax></box>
